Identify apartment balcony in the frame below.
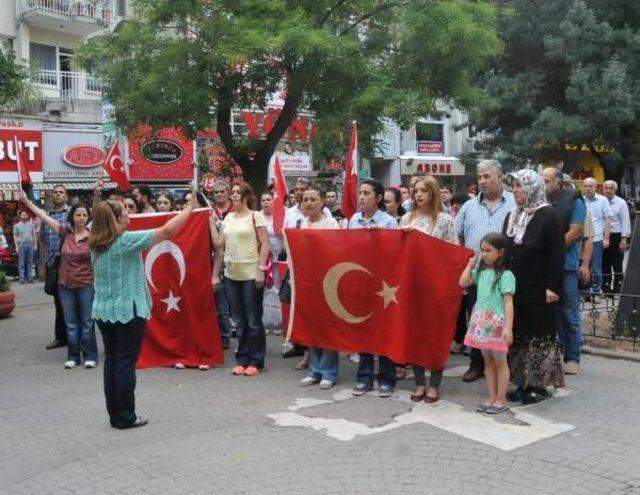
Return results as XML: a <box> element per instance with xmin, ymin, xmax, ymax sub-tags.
<box><xmin>17</xmin><ymin>0</ymin><xmax>116</xmax><ymax>36</ymax></box>
<box><xmin>31</xmin><ymin>70</ymin><xmax>105</xmax><ymax>121</ymax></box>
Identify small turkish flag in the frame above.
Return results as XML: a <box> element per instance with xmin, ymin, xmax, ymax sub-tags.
<box><xmin>285</xmin><ymin>229</ymin><xmax>472</xmax><ymax>370</ymax></box>
<box><xmin>128</xmin><ymin>210</ymin><xmax>224</xmax><ymax>368</ymax></box>
<box><xmin>14</xmin><ymin>135</ymin><xmax>31</xmax><ymax>186</ymax></box>
<box><xmin>273</xmin><ymin>155</ymin><xmax>287</xmax><ymax>235</ymax></box>
<box><xmin>341</xmin><ymin>122</ymin><xmax>358</xmax><ymax>220</ymax></box>
<box><xmin>103</xmin><ymin>141</ymin><xmax>130</xmax><ymax>191</ymax></box>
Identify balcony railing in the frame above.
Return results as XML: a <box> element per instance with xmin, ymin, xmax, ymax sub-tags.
<box><xmin>18</xmin><ymin>0</ymin><xmax>116</xmax><ymax>27</ymax></box>
<box><xmin>31</xmin><ymin>70</ymin><xmax>106</xmax><ymax>103</ymax></box>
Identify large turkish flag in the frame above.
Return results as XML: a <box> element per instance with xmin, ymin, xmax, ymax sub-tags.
<box><xmin>128</xmin><ymin>210</ymin><xmax>224</xmax><ymax>368</ymax></box>
<box><xmin>285</xmin><ymin>229</ymin><xmax>472</xmax><ymax>370</ymax></box>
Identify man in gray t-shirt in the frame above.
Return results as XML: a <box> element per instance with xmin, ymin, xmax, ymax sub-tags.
<box><xmin>13</xmin><ymin>211</ymin><xmax>36</xmax><ymax>283</ymax></box>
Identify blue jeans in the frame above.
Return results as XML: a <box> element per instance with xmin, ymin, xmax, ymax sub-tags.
<box><xmin>216</xmin><ymin>277</ymin><xmax>232</xmax><ymax>340</ymax></box>
<box><xmin>557</xmin><ymin>270</ymin><xmax>582</xmax><ymax>363</ymax></box>
<box><xmin>227</xmin><ymin>279</ymin><xmax>265</xmax><ymax>368</ymax></box>
<box><xmin>308</xmin><ymin>347</ymin><xmax>339</xmax><ymax>383</ymax></box>
<box><xmin>356</xmin><ymin>354</ymin><xmax>397</xmax><ymax>388</ymax></box>
<box><xmin>17</xmin><ymin>243</ymin><xmax>34</xmax><ymax>282</ymax></box>
<box><xmin>59</xmin><ymin>285</ymin><xmax>98</xmax><ymax>363</ymax></box>
<box><xmin>97</xmin><ymin>316</ymin><xmax>145</xmax><ymax>428</ymax></box>
<box><xmin>590</xmin><ymin>241</ymin><xmax>603</xmax><ymax>293</ymax></box>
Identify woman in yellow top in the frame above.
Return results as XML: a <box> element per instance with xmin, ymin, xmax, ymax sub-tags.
<box><xmin>220</xmin><ymin>182</ymin><xmax>270</xmax><ymax>376</ymax></box>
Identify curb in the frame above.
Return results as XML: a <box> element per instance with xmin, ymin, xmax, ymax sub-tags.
<box><xmin>582</xmin><ymin>345</ymin><xmax>640</xmax><ymax>363</ymax></box>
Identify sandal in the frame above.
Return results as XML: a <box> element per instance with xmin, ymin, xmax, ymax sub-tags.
<box><xmin>424</xmin><ymin>387</ymin><xmax>439</xmax><ymax>403</ymax></box>
<box><xmin>410</xmin><ymin>388</ymin><xmax>426</xmax><ymax>402</ymax></box>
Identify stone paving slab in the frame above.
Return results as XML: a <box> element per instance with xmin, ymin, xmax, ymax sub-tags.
<box><xmin>1</xmin><ymin>284</ymin><xmax>640</xmax><ymax>494</ymax></box>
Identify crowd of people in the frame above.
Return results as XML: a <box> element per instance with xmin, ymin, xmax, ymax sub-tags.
<box><xmin>14</xmin><ymin>158</ymin><xmax>635</xmax><ymax>430</ymax></box>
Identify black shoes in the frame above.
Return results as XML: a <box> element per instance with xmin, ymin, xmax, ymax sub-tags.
<box><xmin>46</xmin><ymin>339</ymin><xmax>66</xmax><ymax>350</ymax></box>
<box><xmin>282</xmin><ymin>345</ymin><xmax>305</xmax><ymax>359</ymax></box>
<box><xmin>114</xmin><ymin>415</ymin><xmax>148</xmax><ymax>430</ymax></box>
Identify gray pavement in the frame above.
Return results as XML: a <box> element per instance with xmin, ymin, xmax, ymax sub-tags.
<box><xmin>1</xmin><ymin>282</ymin><xmax>640</xmax><ymax>494</ymax></box>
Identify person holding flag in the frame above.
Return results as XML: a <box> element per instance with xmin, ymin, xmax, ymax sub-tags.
<box><xmin>347</xmin><ymin>178</ymin><xmax>399</xmax><ymax>398</ymax></box>
<box><xmin>259</xmin><ymin>190</ymin><xmax>284</xmax><ymax>336</ymax></box>
<box><xmin>89</xmin><ymin>189</ymin><xmax>198</xmax><ymax>430</ymax></box>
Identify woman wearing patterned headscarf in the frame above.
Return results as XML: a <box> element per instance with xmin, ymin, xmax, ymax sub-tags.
<box><xmin>503</xmin><ymin>169</ymin><xmax>565</xmax><ymax>404</ymax></box>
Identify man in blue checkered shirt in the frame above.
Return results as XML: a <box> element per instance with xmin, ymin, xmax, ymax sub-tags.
<box><xmin>455</xmin><ymin>159</ymin><xmax>515</xmax><ymax>382</ymax></box>
<box><xmin>41</xmin><ymin>184</ymin><xmax>70</xmax><ymax>350</ymax></box>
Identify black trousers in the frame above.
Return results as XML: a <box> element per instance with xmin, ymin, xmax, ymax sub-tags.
<box><xmin>603</xmin><ymin>233</ymin><xmax>624</xmax><ymax>293</ymax></box>
<box><xmin>48</xmin><ymin>265</ymin><xmax>67</xmax><ymax>344</ymax></box>
<box><xmin>464</xmin><ymin>285</ymin><xmax>485</xmax><ymax>371</ymax></box>
<box><xmin>97</xmin><ymin>317</ymin><xmax>145</xmax><ymax>428</ymax></box>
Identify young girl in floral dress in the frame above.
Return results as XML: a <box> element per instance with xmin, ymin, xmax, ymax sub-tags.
<box><xmin>459</xmin><ymin>233</ymin><xmax>515</xmax><ymax>414</ymax></box>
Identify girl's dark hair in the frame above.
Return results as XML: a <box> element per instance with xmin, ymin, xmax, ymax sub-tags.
<box><xmin>450</xmin><ymin>192</ymin><xmax>471</xmax><ymax>207</ymax></box>
<box><xmin>67</xmin><ymin>203</ymin><xmax>91</xmax><ymax>229</ymax></box>
<box><xmin>384</xmin><ymin>187</ymin><xmax>406</xmax><ymax>216</ymax></box>
<box><xmin>361</xmin><ymin>178</ymin><xmax>386</xmax><ymax>211</ymax></box>
<box><xmin>478</xmin><ymin>232</ymin><xmax>509</xmax><ymax>290</ymax></box>
<box><xmin>123</xmin><ymin>193</ymin><xmax>142</xmax><ymax>213</ymax></box>
<box><xmin>182</xmin><ymin>190</ymin><xmax>209</xmax><ymax>208</ymax></box>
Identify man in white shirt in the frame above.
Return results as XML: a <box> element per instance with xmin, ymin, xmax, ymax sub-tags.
<box><xmin>583</xmin><ymin>178</ymin><xmax>613</xmax><ymax>295</ymax></box>
<box><xmin>602</xmin><ymin>180</ymin><xmax>631</xmax><ymax>293</ymax></box>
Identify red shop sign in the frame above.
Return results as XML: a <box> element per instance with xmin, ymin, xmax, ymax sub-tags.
<box><xmin>0</xmin><ymin>129</ymin><xmax>43</xmax><ymax>172</ymax></box>
<box><xmin>417</xmin><ymin>141</ymin><xmax>444</xmax><ymax>154</ymax></box>
<box><xmin>128</xmin><ymin>126</ymin><xmax>194</xmax><ymax>182</ymax></box>
<box><xmin>62</xmin><ymin>144</ymin><xmax>105</xmax><ymax>168</ymax></box>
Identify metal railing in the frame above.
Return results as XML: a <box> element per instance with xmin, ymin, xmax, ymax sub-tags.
<box><xmin>18</xmin><ymin>0</ymin><xmax>115</xmax><ymax>25</ymax></box>
<box><xmin>580</xmin><ymin>272</ymin><xmax>640</xmax><ymax>352</ymax></box>
<box><xmin>31</xmin><ymin>70</ymin><xmax>105</xmax><ymax>102</ymax></box>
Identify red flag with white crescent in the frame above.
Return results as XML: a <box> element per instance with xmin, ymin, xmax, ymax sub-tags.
<box><xmin>103</xmin><ymin>141</ymin><xmax>130</xmax><ymax>191</ymax></box>
<box><xmin>128</xmin><ymin>210</ymin><xmax>224</xmax><ymax>368</ymax></box>
<box><xmin>14</xmin><ymin>135</ymin><xmax>31</xmax><ymax>186</ymax></box>
<box><xmin>273</xmin><ymin>156</ymin><xmax>287</xmax><ymax>235</ymax></box>
<box><xmin>285</xmin><ymin>229</ymin><xmax>472</xmax><ymax>370</ymax></box>
<box><xmin>341</xmin><ymin>122</ymin><xmax>358</xmax><ymax>220</ymax></box>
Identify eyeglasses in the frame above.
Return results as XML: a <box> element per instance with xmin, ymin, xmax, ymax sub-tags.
<box><xmin>213</xmin><ymin>190</ymin><xmax>226</xmax><ymax>194</ymax></box>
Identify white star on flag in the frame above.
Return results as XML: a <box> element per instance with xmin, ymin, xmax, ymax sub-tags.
<box><xmin>161</xmin><ymin>290</ymin><xmax>182</xmax><ymax>313</ymax></box>
<box><xmin>376</xmin><ymin>280</ymin><xmax>399</xmax><ymax>308</ymax></box>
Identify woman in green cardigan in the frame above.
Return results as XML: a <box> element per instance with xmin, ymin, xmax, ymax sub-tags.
<box><xmin>90</xmin><ymin>193</ymin><xmax>196</xmax><ymax>429</ymax></box>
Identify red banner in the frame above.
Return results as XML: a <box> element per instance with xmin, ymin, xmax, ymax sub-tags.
<box><xmin>128</xmin><ymin>126</ymin><xmax>194</xmax><ymax>181</ymax></box>
<box><xmin>286</xmin><ymin>229</ymin><xmax>472</xmax><ymax>370</ymax></box>
<box><xmin>128</xmin><ymin>210</ymin><xmax>224</xmax><ymax>368</ymax></box>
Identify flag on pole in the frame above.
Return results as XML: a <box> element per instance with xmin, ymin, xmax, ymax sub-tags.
<box><xmin>273</xmin><ymin>155</ymin><xmax>287</xmax><ymax>235</ymax></box>
<box><xmin>14</xmin><ymin>135</ymin><xmax>31</xmax><ymax>186</ymax></box>
<box><xmin>103</xmin><ymin>140</ymin><xmax>130</xmax><ymax>191</ymax></box>
<box><xmin>341</xmin><ymin>122</ymin><xmax>358</xmax><ymax>220</ymax></box>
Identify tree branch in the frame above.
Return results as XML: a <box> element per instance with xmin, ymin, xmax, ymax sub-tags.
<box><xmin>318</xmin><ymin>0</ymin><xmax>347</xmax><ymax>28</ymax></box>
<box><xmin>338</xmin><ymin>1</ymin><xmax>409</xmax><ymax>36</ymax></box>
<box><xmin>215</xmin><ymin>85</ymin><xmax>250</xmax><ymax>168</ymax></box>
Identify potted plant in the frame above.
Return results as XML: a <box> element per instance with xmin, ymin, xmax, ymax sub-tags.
<box><xmin>0</xmin><ymin>270</ymin><xmax>15</xmax><ymax>318</ymax></box>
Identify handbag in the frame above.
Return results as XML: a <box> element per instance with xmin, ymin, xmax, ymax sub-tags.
<box><xmin>44</xmin><ymin>231</ymin><xmax>65</xmax><ymax>296</ymax></box>
<box><xmin>252</xmin><ymin>212</ymin><xmax>274</xmax><ymax>288</ymax></box>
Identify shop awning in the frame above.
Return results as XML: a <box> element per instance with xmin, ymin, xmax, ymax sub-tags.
<box><xmin>399</xmin><ymin>155</ymin><xmax>465</xmax><ymax>176</ymax></box>
<box><xmin>0</xmin><ymin>182</ymin><xmax>118</xmax><ymax>191</ymax></box>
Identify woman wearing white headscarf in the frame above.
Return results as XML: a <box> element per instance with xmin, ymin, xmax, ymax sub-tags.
<box><xmin>503</xmin><ymin>169</ymin><xmax>565</xmax><ymax>404</ymax></box>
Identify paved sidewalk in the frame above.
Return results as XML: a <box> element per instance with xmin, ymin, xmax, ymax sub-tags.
<box><xmin>1</xmin><ymin>283</ymin><xmax>640</xmax><ymax>494</ymax></box>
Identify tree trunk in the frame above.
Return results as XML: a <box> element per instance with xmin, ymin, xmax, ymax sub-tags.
<box><xmin>216</xmin><ymin>85</ymin><xmax>300</xmax><ymax>194</ymax></box>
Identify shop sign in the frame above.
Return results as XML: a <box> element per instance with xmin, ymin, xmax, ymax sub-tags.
<box><xmin>128</xmin><ymin>126</ymin><xmax>194</xmax><ymax>182</ymax></box>
<box><xmin>140</xmin><ymin>140</ymin><xmax>183</xmax><ymax>164</ymax></box>
<box><xmin>62</xmin><ymin>144</ymin><xmax>105</xmax><ymax>168</ymax></box>
<box><xmin>0</xmin><ymin>129</ymin><xmax>44</xmax><ymax>182</ymax></box>
<box><xmin>417</xmin><ymin>141</ymin><xmax>444</xmax><ymax>154</ymax></box>
<box><xmin>201</xmin><ymin>173</ymin><xmax>217</xmax><ymax>192</ymax></box>
<box><xmin>43</xmin><ymin>128</ymin><xmax>103</xmax><ymax>180</ymax></box>
<box><xmin>401</xmin><ymin>157</ymin><xmax>465</xmax><ymax>176</ymax></box>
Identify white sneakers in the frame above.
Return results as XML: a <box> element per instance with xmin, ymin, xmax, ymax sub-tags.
<box><xmin>299</xmin><ymin>376</ymin><xmax>335</xmax><ymax>389</ymax></box>
<box><xmin>198</xmin><ymin>364</ymin><xmax>210</xmax><ymax>371</ymax></box>
<box><xmin>64</xmin><ymin>360</ymin><xmax>76</xmax><ymax>369</ymax></box>
<box><xmin>174</xmin><ymin>362</ymin><xmax>186</xmax><ymax>369</ymax></box>
<box><xmin>84</xmin><ymin>361</ymin><xmax>97</xmax><ymax>369</ymax></box>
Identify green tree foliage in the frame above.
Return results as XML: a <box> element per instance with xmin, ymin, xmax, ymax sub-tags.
<box><xmin>477</xmin><ymin>0</ymin><xmax>640</xmax><ymax>181</ymax></box>
<box><xmin>0</xmin><ymin>49</ymin><xmax>36</xmax><ymax>114</ymax></box>
<box><xmin>78</xmin><ymin>0</ymin><xmax>501</xmax><ymax>188</ymax></box>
